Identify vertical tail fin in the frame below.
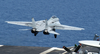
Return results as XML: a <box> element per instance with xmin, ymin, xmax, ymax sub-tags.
<box><xmin>32</xmin><ymin>18</ymin><xmax>36</xmax><ymax>28</ymax></box>
<box><xmin>45</xmin><ymin>19</ymin><xmax>48</xmax><ymax>29</ymax></box>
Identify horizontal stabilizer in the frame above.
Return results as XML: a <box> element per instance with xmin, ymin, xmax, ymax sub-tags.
<box><xmin>48</xmin><ymin>30</ymin><xmax>59</xmax><ymax>35</ymax></box>
<box><xmin>19</xmin><ymin>29</ymin><xmax>31</xmax><ymax>31</ymax></box>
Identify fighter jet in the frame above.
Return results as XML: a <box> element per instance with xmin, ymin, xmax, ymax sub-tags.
<box><xmin>5</xmin><ymin>16</ymin><xmax>84</xmax><ymax>38</ymax></box>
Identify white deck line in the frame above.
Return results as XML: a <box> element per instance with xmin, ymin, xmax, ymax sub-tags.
<box><xmin>40</xmin><ymin>47</ymin><xmax>65</xmax><ymax>54</ymax></box>
<box><xmin>0</xmin><ymin>45</ymin><xmax>4</xmax><ymax>47</ymax></box>
<box><xmin>62</xmin><ymin>51</ymin><xmax>68</xmax><ymax>54</ymax></box>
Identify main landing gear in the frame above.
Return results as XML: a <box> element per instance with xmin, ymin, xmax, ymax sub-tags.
<box><xmin>54</xmin><ymin>34</ymin><xmax>57</xmax><ymax>38</ymax></box>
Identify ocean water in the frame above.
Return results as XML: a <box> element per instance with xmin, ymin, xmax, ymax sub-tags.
<box><xmin>0</xmin><ymin>0</ymin><xmax>100</xmax><ymax>48</ymax></box>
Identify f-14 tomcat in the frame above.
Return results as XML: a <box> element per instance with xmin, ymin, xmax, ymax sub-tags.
<box><xmin>5</xmin><ymin>16</ymin><xmax>84</xmax><ymax>38</ymax></box>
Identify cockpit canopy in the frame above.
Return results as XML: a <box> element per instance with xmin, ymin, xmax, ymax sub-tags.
<box><xmin>52</xmin><ymin>15</ymin><xmax>57</xmax><ymax>18</ymax></box>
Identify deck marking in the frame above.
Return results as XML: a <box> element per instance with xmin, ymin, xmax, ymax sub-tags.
<box><xmin>0</xmin><ymin>45</ymin><xmax>3</xmax><ymax>47</ymax></box>
<box><xmin>62</xmin><ymin>51</ymin><xmax>68</xmax><ymax>54</ymax></box>
<box><xmin>40</xmin><ymin>47</ymin><xmax>65</xmax><ymax>54</ymax></box>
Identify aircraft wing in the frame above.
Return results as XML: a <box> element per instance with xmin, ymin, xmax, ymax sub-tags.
<box><xmin>47</xmin><ymin>16</ymin><xmax>84</xmax><ymax>30</ymax></box>
<box><xmin>5</xmin><ymin>20</ymin><xmax>46</xmax><ymax>31</ymax></box>
<box><xmin>5</xmin><ymin>21</ymin><xmax>32</xmax><ymax>27</ymax></box>
<box><xmin>48</xmin><ymin>27</ymin><xmax>60</xmax><ymax>35</ymax></box>
<box><xmin>5</xmin><ymin>20</ymin><xmax>45</xmax><ymax>27</ymax></box>
<box><xmin>54</xmin><ymin>25</ymin><xmax>84</xmax><ymax>30</ymax></box>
